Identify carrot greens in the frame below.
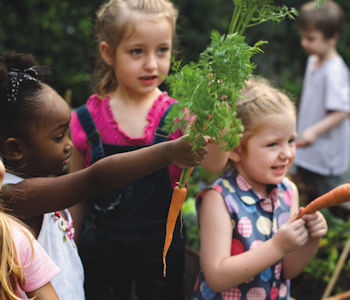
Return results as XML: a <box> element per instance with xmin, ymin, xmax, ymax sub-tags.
<box><xmin>165</xmin><ymin>1</ymin><xmax>297</xmax><ymax>188</ymax></box>
<box><xmin>162</xmin><ymin>1</ymin><xmax>297</xmax><ymax>274</ymax></box>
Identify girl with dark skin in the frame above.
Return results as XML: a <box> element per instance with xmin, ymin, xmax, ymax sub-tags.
<box><xmin>0</xmin><ymin>51</ymin><xmax>209</xmax><ymax>299</ymax></box>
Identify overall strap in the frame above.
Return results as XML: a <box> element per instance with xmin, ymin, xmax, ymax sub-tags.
<box><xmin>153</xmin><ymin>102</ymin><xmax>176</xmax><ymax>145</ymax></box>
<box><xmin>75</xmin><ymin>105</ymin><xmax>105</xmax><ymax>164</ymax></box>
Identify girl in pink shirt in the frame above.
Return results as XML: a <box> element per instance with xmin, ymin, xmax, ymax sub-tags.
<box><xmin>69</xmin><ymin>1</ymin><xmax>227</xmax><ymax>299</ymax></box>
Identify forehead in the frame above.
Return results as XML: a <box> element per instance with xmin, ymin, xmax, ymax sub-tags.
<box><xmin>299</xmin><ymin>28</ymin><xmax>325</xmax><ymax>39</ymax></box>
<box><xmin>122</xmin><ymin>15</ymin><xmax>173</xmax><ymax>42</ymax></box>
<box><xmin>255</xmin><ymin>111</ymin><xmax>296</xmax><ymax>136</ymax></box>
<box><xmin>36</xmin><ymin>87</ymin><xmax>70</xmax><ymax>128</ymax></box>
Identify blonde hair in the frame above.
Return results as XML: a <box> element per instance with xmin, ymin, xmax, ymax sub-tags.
<box><xmin>0</xmin><ymin>211</ymin><xmax>34</xmax><ymax>300</ymax></box>
<box><xmin>297</xmin><ymin>0</ymin><xmax>345</xmax><ymax>39</ymax></box>
<box><xmin>95</xmin><ymin>0</ymin><xmax>178</xmax><ymax>95</ymax></box>
<box><xmin>237</xmin><ymin>77</ymin><xmax>296</xmax><ymax>150</ymax></box>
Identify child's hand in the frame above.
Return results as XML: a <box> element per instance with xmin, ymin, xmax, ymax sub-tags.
<box><xmin>169</xmin><ymin>135</ymin><xmax>210</xmax><ymax>168</ymax></box>
<box><xmin>296</xmin><ymin>128</ymin><xmax>317</xmax><ymax>147</ymax></box>
<box><xmin>272</xmin><ymin>213</ymin><xmax>309</xmax><ymax>254</ymax></box>
<box><xmin>301</xmin><ymin>209</ymin><xmax>328</xmax><ymax>239</ymax></box>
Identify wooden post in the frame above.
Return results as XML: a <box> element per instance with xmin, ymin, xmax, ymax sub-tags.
<box><xmin>322</xmin><ymin>238</ymin><xmax>350</xmax><ymax>299</ymax></box>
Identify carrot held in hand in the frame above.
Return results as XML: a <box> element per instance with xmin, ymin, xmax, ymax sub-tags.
<box><xmin>162</xmin><ymin>185</ymin><xmax>187</xmax><ymax>277</ymax></box>
<box><xmin>298</xmin><ymin>183</ymin><xmax>350</xmax><ymax>218</ymax></box>
<box><xmin>162</xmin><ymin>167</ymin><xmax>193</xmax><ymax>277</ymax></box>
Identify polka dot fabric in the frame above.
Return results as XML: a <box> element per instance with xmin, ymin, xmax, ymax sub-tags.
<box><xmin>193</xmin><ymin>170</ymin><xmax>293</xmax><ymax>299</ymax></box>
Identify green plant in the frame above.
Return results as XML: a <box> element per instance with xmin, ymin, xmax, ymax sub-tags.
<box><xmin>165</xmin><ymin>1</ymin><xmax>297</xmax><ymax>189</ymax></box>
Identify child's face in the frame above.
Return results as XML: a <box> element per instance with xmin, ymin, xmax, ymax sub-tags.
<box><xmin>20</xmin><ymin>87</ymin><xmax>72</xmax><ymax>177</ymax></box>
<box><xmin>299</xmin><ymin>28</ymin><xmax>336</xmax><ymax>58</ymax></box>
<box><xmin>231</xmin><ymin>111</ymin><xmax>296</xmax><ymax>197</ymax></box>
<box><xmin>104</xmin><ymin>15</ymin><xmax>172</xmax><ymax>97</ymax></box>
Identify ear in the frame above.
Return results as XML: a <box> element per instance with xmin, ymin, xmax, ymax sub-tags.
<box><xmin>228</xmin><ymin>146</ymin><xmax>243</xmax><ymax>163</ymax></box>
<box><xmin>99</xmin><ymin>41</ymin><xmax>114</xmax><ymax>66</ymax></box>
<box><xmin>2</xmin><ymin>138</ymin><xmax>24</xmax><ymax>161</ymax></box>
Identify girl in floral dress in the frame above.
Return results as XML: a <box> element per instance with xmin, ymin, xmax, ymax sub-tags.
<box><xmin>193</xmin><ymin>78</ymin><xmax>328</xmax><ymax>300</ymax></box>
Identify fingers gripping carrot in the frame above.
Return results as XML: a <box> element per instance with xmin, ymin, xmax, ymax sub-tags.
<box><xmin>298</xmin><ymin>183</ymin><xmax>350</xmax><ymax>218</ymax></box>
<box><xmin>162</xmin><ymin>185</ymin><xmax>187</xmax><ymax>277</ymax></box>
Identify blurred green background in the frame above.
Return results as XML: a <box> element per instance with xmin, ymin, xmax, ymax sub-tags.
<box><xmin>2</xmin><ymin>1</ymin><xmax>350</xmax><ymax>298</ymax></box>
<box><xmin>2</xmin><ymin>0</ymin><xmax>350</xmax><ymax>107</ymax></box>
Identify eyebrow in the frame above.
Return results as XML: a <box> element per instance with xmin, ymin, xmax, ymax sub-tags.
<box><xmin>52</xmin><ymin>121</ymin><xmax>70</xmax><ymax>132</ymax></box>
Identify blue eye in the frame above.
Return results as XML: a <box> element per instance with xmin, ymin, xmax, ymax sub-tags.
<box><xmin>131</xmin><ymin>49</ymin><xmax>142</xmax><ymax>55</ymax></box>
<box><xmin>158</xmin><ymin>47</ymin><xmax>169</xmax><ymax>54</ymax></box>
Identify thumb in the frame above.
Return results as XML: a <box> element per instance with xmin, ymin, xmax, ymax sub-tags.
<box><xmin>203</xmin><ymin>135</ymin><xmax>216</xmax><ymax>144</ymax></box>
<box><xmin>288</xmin><ymin>209</ymin><xmax>301</xmax><ymax>222</ymax></box>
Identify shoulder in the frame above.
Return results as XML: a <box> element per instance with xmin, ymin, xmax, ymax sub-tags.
<box><xmin>71</xmin><ymin>94</ymin><xmax>108</xmax><ymax>122</ymax></box>
<box><xmin>322</xmin><ymin>56</ymin><xmax>349</xmax><ymax>79</ymax></box>
<box><xmin>12</xmin><ymin>220</ymin><xmax>60</xmax><ymax>292</ymax></box>
<box><xmin>280</xmin><ymin>176</ymin><xmax>299</xmax><ymax>212</ymax></box>
<box><xmin>151</xmin><ymin>91</ymin><xmax>177</xmax><ymax>118</ymax></box>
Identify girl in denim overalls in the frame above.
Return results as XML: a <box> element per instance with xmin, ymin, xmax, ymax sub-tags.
<box><xmin>69</xmin><ymin>1</ymin><xmax>227</xmax><ymax>299</ymax></box>
<box><xmin>192</xmin><ymin>78</ymin><xmax>328</xmax><ymax>300</ymax></box>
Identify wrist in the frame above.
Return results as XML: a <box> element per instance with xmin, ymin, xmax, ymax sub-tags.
<box><xmin>164</xmin><ymin>140</ymin><xmax>174</xmax><ymax>165</ymax></box>
<box><xmin>270</xmin><ymin>235</ymin><xmax>289</xmax><ymax>256</ymax></box>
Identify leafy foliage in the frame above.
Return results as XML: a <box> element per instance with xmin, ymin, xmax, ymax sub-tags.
<box><xmin>166</xmin><ymin>32</ymin><xmax>265</xmax><ymax>151</ymax></box>
<box><xmin>229</xmin><ymin>0</ymin><xmax>298</xmax><ymax>35</ymax></box>
<box><xmin>165</xmin><ymin>1</ymin><xmax>296</xmax><ymax>188</ymax></box>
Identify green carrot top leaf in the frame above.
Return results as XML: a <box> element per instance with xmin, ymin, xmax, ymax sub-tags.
<box><xmin>229</xmin><ymin>0</ymin><xmax>298</xmax><ymax>35</ymax></box>
<box><xmin>165</xmin><ymin>1</ymin><xmax>297</xmax><ymax>153</ymax></box>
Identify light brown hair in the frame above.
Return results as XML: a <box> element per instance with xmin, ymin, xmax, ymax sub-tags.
<box><xmin>0</xmin><ymin>211</ymin><xmax>34</xmax><ymax>300</ymax></box>
<box><xmin>236</xmin><ymin>77</ymin><xmax>296</xmax><ymax>150</ymax></box>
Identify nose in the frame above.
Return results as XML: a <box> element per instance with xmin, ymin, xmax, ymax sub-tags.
<box><xmin>144</xmin><ymin>53</ymin><xmax>157</xmax><ymax>71</ymax></box>
<box><xmin>280</xmin><ymin>145</ymin><xmax>294</xmax><ymax>160</ymax></box>
<box><xmin>64</xmin><ymin>137</ymin><xmax>73</xmax><ymax>154</ymax></box>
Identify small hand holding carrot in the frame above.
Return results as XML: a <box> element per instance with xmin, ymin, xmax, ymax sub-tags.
<box><xmin>298</xmin><ymin>184</ymin><xmax>350</xmax><ymax>218</ymax></box>
<box><xmin>272</xmin><ymin>214</ymin><xmax>309</xmax><ymax>254</ymax></box>
<box><xmin>300</xmin><ymin>209</ymin><xmax>327</xmax><ymax>239</ymax></box>
<box><xmin>169</xmin><ymin>135</ymin><xmax>212</xmax><ymax>168</ymax></box>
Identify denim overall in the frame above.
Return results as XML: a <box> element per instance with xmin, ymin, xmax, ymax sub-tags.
<box><xmin>76</xmin><ymin>104</ymin><xmax>185</xmax><ymax>300</ymax></box>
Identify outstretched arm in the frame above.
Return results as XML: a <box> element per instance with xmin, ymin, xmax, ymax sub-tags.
<box><xmin>1</xmin><ymin>136</ymin><xmax>208</xmax><ymax>218</ymax></box>
<box><xmin>68</xmin><ymin>146</ymin><xmax>89</xmax><ymax>243</ymax></box>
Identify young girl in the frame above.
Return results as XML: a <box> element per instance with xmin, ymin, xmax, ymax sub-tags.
<box><xmin>192</xmin><ymin>78</ymin><xmax>328</xmax><ymax>300</ymax></box>
<box><xmin>69</xmin><ymin>0</ymin><xmax>227</xmax><ymax>299</ymax></box>
<box><xmin>0</xmin><ymin>160</ymin><xmax>59</xmax><ymax>300</ymax></box>
<box><xmin>0</xmin><ymin>51</ymin><xmax>209</xmax><ymax>300</ymax></box>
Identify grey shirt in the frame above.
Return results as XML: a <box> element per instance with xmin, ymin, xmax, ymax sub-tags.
<box><xmin>295</xmin><ymin>55</ymin><xmax>350</xmax><ymax>175</ymax></box>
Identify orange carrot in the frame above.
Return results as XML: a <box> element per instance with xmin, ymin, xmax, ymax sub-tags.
<box><xmin>162</xmin><ymin>185</ymin><xmax>188</xmax><ymax>277</ymax></box>
<box><xmin>298</xmin><ymin>184</ymin><xmax>350</xmax><ymax>218</ymax></box>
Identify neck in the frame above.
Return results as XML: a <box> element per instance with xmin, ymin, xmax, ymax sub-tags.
<box><xmin>317</xmin><ymin>47</ymin><xmax>338</xmax><ymax>65</ymax></box>
<box><xmin>111</xmin><ymin>87</ymin><xmax>162</xmax><ymax>105</ymax></box>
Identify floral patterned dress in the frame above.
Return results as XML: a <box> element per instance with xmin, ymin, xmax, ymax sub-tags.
<box><xmin>192</xmin><ymin>170</ymin><xmax>294</xmax><ymax>300</ymax></box>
